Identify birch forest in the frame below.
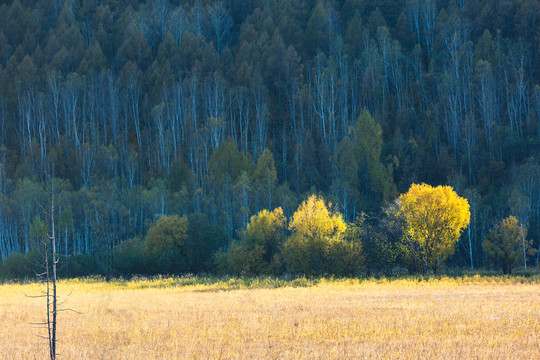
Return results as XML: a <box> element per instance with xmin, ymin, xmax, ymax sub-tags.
<box><xmin>0</xmin><ymin>0</ymin><xmax>539</xmax><ymax>276</ymax></box>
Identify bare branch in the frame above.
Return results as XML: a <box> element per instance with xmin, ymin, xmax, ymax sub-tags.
<box><xmin>56</xmin><ymin>308</ymin><xmax>84</xmax><ymax>315</ymax></box>
<box><xmin>25</xmin><ymin>294</ymin><xmax>49</xmax><ymax>299</ymax></box>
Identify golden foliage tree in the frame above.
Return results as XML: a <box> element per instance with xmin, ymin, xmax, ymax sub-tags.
<box><xmin>288</xmin><ymin>195</ymin><xmax>346</xmax><ymax>239</ymax></box>
<box><xmin>398</xmin><ymin>183</ymin><xmax>470</xmax><ymax>272</ymax></box>
<box><xmin>283</xmin><ymin>195</ymin><xmax>348</xmax><ymax>274</ymax></box>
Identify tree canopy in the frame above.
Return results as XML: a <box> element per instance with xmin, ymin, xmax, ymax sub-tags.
<box><xmin>398</xmin><ymin>183</ymin><xmax>470</xmax><ymax>272</ymax></box>
<box><xmin>283</xmin><ymin>195</ymin><xmax>348</xmax><ymax>274</ymax></box>
<box><xmin>483</xmin><ymin>216</ymin><xmax>535</xmax><ymax>274</ymax></box>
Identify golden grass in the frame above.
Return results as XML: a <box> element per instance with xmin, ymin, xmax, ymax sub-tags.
<box><xmin>1</xmin><ymin>276</ymin><xmax>539</xmax><ymax>359</ymax></box>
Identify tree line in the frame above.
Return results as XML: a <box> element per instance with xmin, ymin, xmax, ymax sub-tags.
<box><xmin>0</xmin><ymin>0</ymin><xmax>539</xmax><ymax>275</ymax></box>
<box><xmin>1</xmin><ymin>184</ymin><xmax>536</xmax><ymax>278</ymax></box>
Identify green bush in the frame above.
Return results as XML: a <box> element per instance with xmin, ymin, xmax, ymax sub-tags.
<box><xmin>0</xmin><ymin>251</ymin><xmax>40</xmax><ymax>280</ymax></box>
<box><xmin>68</xmin><ymin>254</ymin><xmax>102</xmax><ymax>277</ymax></box>
<box><xmin>483</xmin><ymin>216</ymin><xmax>536</xmax><ymax>274</ymax></box>
<box><xmin>144</xmin><ymin>215</ymin><xmax>189</xmax><ymax>274</ymax></box>
<box><xmin>112</xmin><ymin>236</ymin><xmax>147</xmax><ymax>276</ymax></box>
<box><xmin>185</xmin><ymin>213</ymin><xmax>229</xmax><ymax>273</ymax></box>
<box><xmin>327</xmin><ymin>224</ymin><xmax>365</xmax><ymax>276</ymax></box>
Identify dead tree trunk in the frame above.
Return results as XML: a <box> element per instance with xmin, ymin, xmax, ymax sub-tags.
<box><xmin>47</xmin><ymin>179</ymin><xmax>57</xmax><ymax>360</ymax></box>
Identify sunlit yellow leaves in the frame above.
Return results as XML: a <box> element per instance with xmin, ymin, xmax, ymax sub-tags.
<box><xmin>284</xmin><ymin>195</ymin><xmax>348</xmax><ymax>274</ymax></box>
<box><xmin>289</xmin><ymin>195</ymin><xmax>346</xmax><ymax>239</ymax></box>
<box><xmin>398</xmin><ymin>183</ymin><xmax>470</xmax><ymax>271</ymax></box>
<box><xmin>246</xmin><ymin>207</ymin><xmax>286</xmax><ymax>237</ymax></box>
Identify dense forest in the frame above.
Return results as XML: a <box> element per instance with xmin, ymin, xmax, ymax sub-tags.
<box><xmin>0</xmin><ymin>0</ymin><xmax>539</xmax><ymax>277</ymax></box>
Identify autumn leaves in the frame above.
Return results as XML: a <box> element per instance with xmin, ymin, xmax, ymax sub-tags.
<box><xmin>220</xmin><ymin>184</ymin><xmax>472</xmax><ymax>275</ymax></box>
<box><xmin>397</xmin><ymin>183</ymin><xmax>470</xmax><ymax>272</ymax></box>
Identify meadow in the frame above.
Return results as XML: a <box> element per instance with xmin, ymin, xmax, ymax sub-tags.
<box><xmin>1</xmin><ymin>275</ymin><xmax>539</xmax><ymax>359</ymax></box>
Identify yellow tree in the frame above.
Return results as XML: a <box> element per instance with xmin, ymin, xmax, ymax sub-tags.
<box><xmin>283</xmin><ymin>195</ymin><xmax>347</xmax><ymax>274</ymax></box>
<box><xmin>398</xmin><ymin>183</ymin><xmax>470</xmax><ymax>272</ymax></box>
<box><xmin>221</xmin><ymin>207</ymin><xmax>287</xmax><ymax>275</ymax></box>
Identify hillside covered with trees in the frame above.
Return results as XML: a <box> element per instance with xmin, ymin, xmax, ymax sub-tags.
<box><xmin>0</xmin><ymin>0</ymin><xmax>539</xmax><ymax>277</ymax></box>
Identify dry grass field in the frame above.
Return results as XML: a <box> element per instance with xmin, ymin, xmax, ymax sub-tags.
<box><xmin>1</xmin><ymin>276</ymin><xmax>539</xmax><ymax>359</ymax></box>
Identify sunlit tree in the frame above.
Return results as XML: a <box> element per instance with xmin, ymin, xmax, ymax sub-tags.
<box><xmin>283</xmin><ymin>195</ymin><xmax>347</xmax><ymax>274</ymax></box>
<box><xmin>398</xmin><ymin>183</ymin><xmax>470</xmax><ymax>272</ymax></box>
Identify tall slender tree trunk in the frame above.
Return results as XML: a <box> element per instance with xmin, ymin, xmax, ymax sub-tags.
<box><xmin>49</xmin><ymin>179</ymin><xmax>58</xmax><ymax>360</ymax></box>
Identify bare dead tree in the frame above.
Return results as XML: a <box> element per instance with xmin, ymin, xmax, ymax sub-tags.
<box><xmin>47</xmin><ymin>178</ymin><xmax>58</xmax><ymax>360</ymax></box>
<box><xmin>26</xmin><ymin>174</ymin><xmax>61</xmax><ymax>360</ymax></box>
